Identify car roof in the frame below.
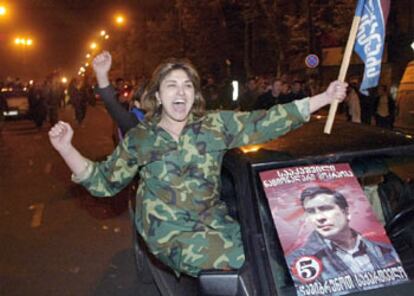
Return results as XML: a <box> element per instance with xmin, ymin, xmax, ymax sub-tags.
<box><xmin>236</xmin><ymin>117</ymin><xmax>414</xmax><ymax>169</ymax></box>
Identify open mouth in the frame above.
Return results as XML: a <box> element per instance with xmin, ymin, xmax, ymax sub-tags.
<box><xmin>173</xmin><ymin>99</ymin><xmax>185</xmax><ymax>105</ymax></box>
<box><xmin>172</xmin><ymin>100</ymin><xmax>186</xmax><ymax>112</ymax></box>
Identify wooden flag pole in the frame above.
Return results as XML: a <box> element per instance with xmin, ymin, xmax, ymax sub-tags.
<box><xmin>323</xmin><ymin>15</ymin><xmax>362</xmax><ymax>134</ymax></box>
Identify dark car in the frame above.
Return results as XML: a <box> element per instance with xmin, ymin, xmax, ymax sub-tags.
<box><xmin>130</xmin><ymin>116</ymin><xmax>414</xmax><ymax>296</ymax></box>
<box><xmin>1</xmin><ymin>87</ymin><xmax>30</xmax><ymax>119</ymax></box>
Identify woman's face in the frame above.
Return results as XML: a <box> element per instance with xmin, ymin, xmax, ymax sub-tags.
<box><xmin>156</xmin><ymin>69</ymin><xmax>195</xmax><ymax>124</ymax></box>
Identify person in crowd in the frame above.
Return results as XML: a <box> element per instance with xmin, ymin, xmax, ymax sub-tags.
<box><xmin>114</xmin><ymin>77</ymin><xmax>130</xmax><ymax>110</ymax></box>
<box><xmin>83</xmin><ymin>77</ymin><xmax>97</xmax><ymax>107</ymax></box>
<box><xmin>202</xmin><ymin>75</ymin><xmax>221</xmax><ymax>110</ymax></box>
<box><xmin>256</xmin><ymin>75</ymin><xmax>271</xmax><ymax>95</ymax></box>
<box><xmin>305</xmin><ymin>77</ymin><xmax>320</xmax><ymax>97</ymax></box>
<box><xmin>45</xmin><ymin>74</ymin><xmax>65</xmax><ymax>126</ymax></box>
<box><xmin>49</xmin><ymin>51</ymin><xmax>347</xmax><ymax>277</ymax></box>
<box><xmin>253</xmin><ymin>78</ymin><xmax>283</xmax><ymax>110</ymax></box>
<box><xmin>0</xmin><ymin>81</ymin><xmax>5</xmax><ymax>131</ymax></box>
<box><xmin>93</xmin><ymin>58</ymin><xmax>146</xmax><ymax>136</ymax></box>
<box><xmin>12</xmin><ymin>77</ymin><xmax>23</xmax><ymax>91</ymax></box>
<box><xmin>345</xmin><ymin>84</ymin><xmax>361</xmax><ymax>123</ymax></box>
<box><xmin>279</xmin><ymin>81</ymin><xmax>295</xmax><ymax>104</ymax></box>
<box><xmin>359</xmin><ymin>88</ymin><xmax>376</xmax><ymax>125</ymax></box>
<box><xmin>218</xmin><ymin>77</ymin><xmax>237</xmax><ymax>110</ymax></box>
<box><xmin>291</xmin><ymin>80</ymin><xmax>307</xmax><ymax>101</ymax></box>
<box><xmin>28</xmin><ymin>81</ymin><xmax>47</xmax><ymax>129</ymax></box>
<box><xmin>237</xmin><ymin>76</ymin><xmax>260</xmax><ymax>111</ymax></box>
<box><xmin>375</xmin><ymin>85</ymin><xmax>395</xmax><ymax>129</ymax></box>
<box><xmin>287</xmin><ymin>186</ymin><xmax>402</xmax><ymax>285</ymax></box>
<box><xmin>68</xmin><ymin>78</ymin><xmax>88</xmax><ymax>126</ymax></box>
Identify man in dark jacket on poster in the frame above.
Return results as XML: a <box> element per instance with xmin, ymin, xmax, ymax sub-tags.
<box><xmin>287</xmin><ymin>186</ymin><xmax>406</xmax><ymax>294</ymax></box>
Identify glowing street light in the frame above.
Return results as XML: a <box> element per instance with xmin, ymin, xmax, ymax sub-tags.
<box><xmin>89</xmin><ymin>42</ymin><xmax>98</xmax><ymax>50</ymax></box>
<box><xmin>0</xmin><ymin>4</ymin><xmax>11</xmax><ymax>22</ymax></box>
<box><xmin>61</xmin><ymin>77</ymin><xmax>68</xmax><ymax>84</ymax></box>
<box><xmin>14</xmin><ymin>37</ymin><xmax>33</xmax><ymax>46</ymax></box>
<box><xmin>114</xmin><ymin>14</ymin><xmax>125</xmax><ymax>26</ymax></box>
<box><xmin>86</xmin><ymin>53</ymin><xmax>91</xmax><ymax>59</ymax></box>
<box><xmin>0</xmin><ymin>5</ymin><xmax>7</xmax><ymax>16</ymax></box>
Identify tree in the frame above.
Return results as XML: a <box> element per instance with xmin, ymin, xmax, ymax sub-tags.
<box><xmin>108</xmin><ymin>0</ymin><xmax>356</xmax><ymax>82</ymax></box>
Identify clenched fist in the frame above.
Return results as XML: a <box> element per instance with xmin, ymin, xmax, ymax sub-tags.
<box><xmin>48</xmin><ymin>121</ymin><xmax>74</xmax><ymax>155</ymax></box>
<box><xmin>92</xmin><ymin>51</ymin><xmax>112</xmax><ymax>75</ymax></box>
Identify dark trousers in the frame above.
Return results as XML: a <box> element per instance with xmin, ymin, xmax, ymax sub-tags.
<box><xmin>48</xmin><ymin>107</ymin><xmax>59</xmax><ymax>126</ymax></box>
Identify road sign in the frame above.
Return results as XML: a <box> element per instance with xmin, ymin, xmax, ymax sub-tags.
<box><xmin>305</xmin><ymin>54</ymin><xmax>319</xmax><ymax>68</ymax></box>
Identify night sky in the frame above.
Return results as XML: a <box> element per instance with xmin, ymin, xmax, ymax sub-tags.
<box><xmin>0</xmin><ymin>0</ymin><xmax>156</xmax><ymax>81</ymax></box>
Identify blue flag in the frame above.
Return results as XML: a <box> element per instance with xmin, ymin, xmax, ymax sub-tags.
<box><xmin>354</xmin><ymin>0</ymin><xmax>390</xmax><ymax>94</ymax></box>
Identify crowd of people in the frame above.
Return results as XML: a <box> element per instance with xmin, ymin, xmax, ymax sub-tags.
<box><xmin>201</xmin><ymin>74</ymin><xmax>397</xmax><ymax>130</ymax></box>
<box><xmin>0</xmin><ymin>68</ymin><xmax>397</xmax><ymax>134</ymax></box>
<box><xmin>201</xmin><ymin>74</ymin><xmax>312</xmax><ymax>112</ymax></box>
<box><xmin>0</xmin><ymin>73</ymin><xmax>97</xmax><ymax>130</ymax></box>
<box><xmin>344</xmin><ymin>80</ymin><xmax>396</xmax><ymax>129</ymax></box>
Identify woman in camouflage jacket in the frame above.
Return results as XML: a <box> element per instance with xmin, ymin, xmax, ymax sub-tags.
<box><xmin>49</xmin><ymin>51</ymin><xmax>347</xmax><ymax>277</ymax></box>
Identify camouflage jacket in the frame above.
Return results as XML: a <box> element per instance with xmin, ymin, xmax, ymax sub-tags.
<box><xmin>76</xmin><ymin>97</ymin><xmax>310</xmax><ymax>273</ymax></box>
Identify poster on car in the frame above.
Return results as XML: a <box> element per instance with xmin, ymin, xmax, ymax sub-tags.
<box><xmin>259</xmin><ymin>163</ymin><xmax>409</xmax><ymax>296</ymax></box>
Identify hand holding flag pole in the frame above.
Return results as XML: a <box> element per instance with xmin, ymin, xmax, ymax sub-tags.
<box><xmin>324</xmin><ymin>0</ymin><xmax>390</xmax><ymax>134</ymax></box>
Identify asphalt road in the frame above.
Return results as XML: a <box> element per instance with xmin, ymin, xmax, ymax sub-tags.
<box><xmin>0</xmin><ymin>104</ymin><xmax>160</xmax><ymax>296</ymax></box>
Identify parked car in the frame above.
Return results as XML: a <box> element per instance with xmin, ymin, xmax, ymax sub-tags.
<box><xmin>130</xmin><ymin>116</ymin><xmax>414</xmax><ymax>296</ymax></box>
<box><xmin>1</xmin><ymin>87</ymin><xmax>30</xmax><ymax>119</ymax></box>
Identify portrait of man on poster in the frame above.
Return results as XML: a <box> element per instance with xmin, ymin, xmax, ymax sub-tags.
<box><xmin>287</xmin><ymin>186</ymin><xmax>401</xmax><ymax>284</ymax></box>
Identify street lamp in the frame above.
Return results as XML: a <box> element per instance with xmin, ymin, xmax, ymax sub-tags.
<box><xmin>113</xmin><ymin>13</ymin><xmax>128</xmax><ymax>77</ymax></box>
<box><xmin>89</xmin><ymin>41</ymin><xmax>98</xmax><ymax>50</ymax></box>
<box><xmin>0</xmin><ymin>3</ymin><xmax>11</xmax><ymax>23</ymax></box>
<box><xmin>99</xmin><ymin>30</ymin><xmax>110</xmax><ymax>40</ymax></box>
<box><xmin>13</xmin><ymin>36</ymin><xmax>34</xmax><ymax>79</ymax></box>
<box><xmin>114</xmin><ymin>14</ymin><xmax>125</xmax><ymax>26</ymax></box>
<box><xmin>0</xmin><ymin>5</ymin><xmax>7</xmax><ymax>16</ymax></box>
<box><xmin>14</xmin><ymin>37</ymin><xmax>33</xmax><ymax>46</ymax></box>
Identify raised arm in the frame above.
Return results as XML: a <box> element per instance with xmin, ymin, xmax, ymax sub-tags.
<box><xmin>92</xmin><ymin>51</ymin><xmax>140</xmax><ymax>134</ymax></box>
<box><xmin>48</xmin><ymin>121</ymin><xmax>90</xmax><ymax>177</ymax></box>
<box><xmin>93</xmin><ymin>51</ymin><xmax>111</xmax><ymax>88</ymax></box>
<box><xmin>219</xmin><ymin>80</ymin><xmax>348</xmax><ymax>148</ymax></box>
<box><xmin>49</xmin><ymin>120</ymin><xmax>140</xmax><ymax>197</ymax></box>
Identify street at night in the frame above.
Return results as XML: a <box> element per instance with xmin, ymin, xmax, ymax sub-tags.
<box><xmin>1</xmin><ymin>1</ymin><xmax>414</xmax><ymax>296</ymax></box>
<box><xmin>0</xmin><ymin>105</ymin><xmax>159</xmax><ymax>295</ymax></box>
